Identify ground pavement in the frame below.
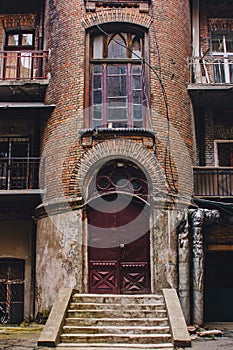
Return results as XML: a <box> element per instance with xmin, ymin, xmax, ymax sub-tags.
<box><xmin>0</xmin><ymin>323</ymin><xmax>233</xmax><ymax>350</ymax></box>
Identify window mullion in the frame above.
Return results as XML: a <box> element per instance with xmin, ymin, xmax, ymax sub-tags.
<box><xmin>223</xmin><ymin>35</ymin><xmax>230</xmax><ymax>83</ymax></box>
<box><xmin>103</xmin><ymin>64</ymin><xmax>108</xmax><ymax>127</ymax></box>
<box><xmin>7</xmin><ymin>139</ymin><xmax>11</xmax><ymax>190</ymax></box>
<box><xmin>127</xmin><ymin>64</ymin><xmax>133</xmax><ymax>128</ymax></box>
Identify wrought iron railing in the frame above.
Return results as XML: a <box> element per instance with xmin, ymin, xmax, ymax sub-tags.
<box><xmin>0</xmin><ymin>50</ymin><xmax>49</xmax><ymax>80</ymax></box>
<box><xmin>189</xmin><ymin>55</ymin><xmax>233</xmax><ymax>84</ymax></box>
<box><xmin>194</xmin><ymin>167</ymin><xmax>233</xmax><ymax>197</ymax></box>
<box><xmin>0</xmin><ymin>157</ymin><xmax>40</xmax><ymax>190</ymax></box>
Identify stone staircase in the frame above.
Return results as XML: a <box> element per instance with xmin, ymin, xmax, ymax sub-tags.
<box><xmin>38</xmin><ymin>289</ymin><xmax>191</xmax><ymax>349</ymax></box>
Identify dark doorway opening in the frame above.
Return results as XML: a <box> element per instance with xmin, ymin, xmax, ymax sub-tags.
<box><xmin>205</xmin><ymin>251</ymin><xmax>233</xmax><ymax>321</ymax></box>
<box><xmin>0</xmin><ymin>258</ymin><xmax>24</xmax><ymax>324</ymax></box>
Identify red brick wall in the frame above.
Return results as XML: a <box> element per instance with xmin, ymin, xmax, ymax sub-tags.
<box><xmin>41</xmin><ymin>0</ymin><xmax>193</xmax><ymax>202</ymax></box>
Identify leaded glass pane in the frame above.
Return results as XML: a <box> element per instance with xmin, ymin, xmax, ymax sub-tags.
<box><xmin>93</xmin><ymin>36</ymin><xmax>103</xmax><ymax>58</ymax></box>
<box><xmin>108</xmin><ymin>34</ymin><xmax>127</xmax><ymax>59</ymax></box>
<box><xmin>132</xmin><ymin>36</ymin><xmax>141</xmax><ymax>58</ymax></box>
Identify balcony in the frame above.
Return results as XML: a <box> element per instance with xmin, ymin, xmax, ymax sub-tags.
<box><xmin>188</xmin><ymin>55</ymin><xmax>233</xmax><ymax>108</ymax></box>
<box><xmin>189</xmin><ymin>55</ymin><xmax>233</xmax><ymax>85</ymax></box>
<box><xmin>0</xmin><ymin>0</ymin><xmax>42</xmax><ymax>13</ymax></box>
<box><xmin>0</xmin><ymin>157</ymin><xmax>40</xmax><ymax>191</ymax></box>
<box><xmin>194</xmin><ymin>167</ymin><xmax>233</xmax><ymax>198</ymax></box>
<box><xmin>0</xmin><ymin>50</ymin><xmax>49</xmax><ymax>102</ymax></box>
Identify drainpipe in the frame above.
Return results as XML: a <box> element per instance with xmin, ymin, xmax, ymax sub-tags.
<box><xmin>192</xmin><ymin>0</ymin><xmax>201</xmax><ymax>83</ymax></box>
<box><xmin>38</xmin><ymin>0</ymin><xmax>45</xmax><ymax>50</ymax></box>
<box><xmin>31</xmin><ymin>217</ymin><xmax>37</xmax><ymax>321</ymax></box>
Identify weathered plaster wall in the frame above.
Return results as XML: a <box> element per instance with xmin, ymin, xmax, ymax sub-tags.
<box><xmin>36</xmin><ymin>210</ymin><xmax>83</xmax><ymax>313</ymax></box>
<box><xmin>151</xmin><ymin>208</ymin><xmax>178</xmax><ymax>293</ymax></box>
<box><xmin>0</xmin><ymin>220</ymin><xmax>31</xmax><ymax>258</ymax></box>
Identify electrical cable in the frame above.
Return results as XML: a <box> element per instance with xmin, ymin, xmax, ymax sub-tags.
<box><xmin>88</xmin><ymin>10</ymin><xmax>181</xmax><ymax>194</ymax></box>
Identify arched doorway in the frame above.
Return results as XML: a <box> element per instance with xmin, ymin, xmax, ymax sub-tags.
<box><xmin>87</xmin><ymin>159</ymin><xmax>151</xmax><ymax>294</ymax></box>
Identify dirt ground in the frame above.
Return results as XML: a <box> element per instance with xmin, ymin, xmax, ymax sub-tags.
<box><xmin>191</xmin><ymin>323</ymin><xmax>233</xmax><ymax>350</ymax></box>
<box><xmin>0</xmin><ymin>323</ymin><xmax>233</xmax><ymax>350</ymax></box>
<box><xmin>0</xmin><ymin>325</ymin><xmax>42</xmax><ymax>349</ymax></box>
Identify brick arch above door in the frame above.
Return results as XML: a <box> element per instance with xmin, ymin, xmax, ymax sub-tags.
<box><xmin>82</xmin><ymin>9</ymin><xmax>152</xmax><ymax>30</ymax></box>
<box><xmin>71</xmin><ymin>138</ymin><xmax>167</xmax><ymax>200</ymax></box>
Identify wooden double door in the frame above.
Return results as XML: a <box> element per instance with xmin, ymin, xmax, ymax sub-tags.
<box><xmin>87</xmin><ymin>195</ymin><xmax>151</xmax><ymax>294</ymax></box>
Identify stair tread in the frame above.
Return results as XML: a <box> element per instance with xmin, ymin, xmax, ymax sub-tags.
<box><xmin>65</xmin><ymin>317</ymin><xmax>169</xmax><ymax>321</ymax></box>
<box><xmin>68</xmin><ymin>309</ymin><xmax>167</xmax><ymax>312</ymax></box>
<box><xmin>57</xmin><ymin>343</ymin><xmax>174</xmax><ymax>349</ymax></box>
<box><xmin>72</xmin><ymin>294</ymin><xmax>163</xmax><ymax>298</ymax></box>
<box><xmin>70</xmin><ymin>303</ymin><xmax>165</xmax><ymax>305</ymax></box>
<box><xmin>63</xmin><ymin>325</ymin><xmax>170</xmax><ymax>330</ymax></box>
<box><xmin>61</xmin><ymin>333</ymin><xmax>172</xmax><ymax>337</ymax></box>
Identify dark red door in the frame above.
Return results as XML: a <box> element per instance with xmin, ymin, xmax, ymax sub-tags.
<box><xmin>87</xmin><ymin>194</ymin><xmax>150</xmax><ymax>294</ymax></box>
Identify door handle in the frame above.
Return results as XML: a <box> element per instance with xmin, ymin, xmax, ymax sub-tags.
<box><xmin>120</xmin><ymin>243</ymin><xmax>127</xmax><ymax>260</ymax></box>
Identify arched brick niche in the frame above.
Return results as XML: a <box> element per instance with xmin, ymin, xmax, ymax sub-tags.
<box><xmin>70</xmin><ymin>139</ymin><xmax>167</xmax><ymax>200</ymax></box>
<box><xmin>82</xmin><ymin>9</ymin><xmax>151</xmax><ymax>29</ymax></box>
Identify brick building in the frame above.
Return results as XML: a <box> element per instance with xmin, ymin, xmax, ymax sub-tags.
<box><xmin>0</xmin><ymin>0</ymin><xmax>232</xmax><ymax>326</ymax></box>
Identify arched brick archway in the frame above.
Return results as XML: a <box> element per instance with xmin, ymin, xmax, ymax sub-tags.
<box><xmin>86</xmin><ymin>158</ymin><xmax>151</xmax><ymax>294</ymax></box>
<box><xmin>69</xmin><ymin>139</ymin><xmax>168</xmax><ymax>294</ymax></box>
<box><xmin>74</xmin><ymin>139</ymin><xmax>167</xmax><ymax>200</ymax></box>
<box><xmin>82</xmin><ymin>9</ymin><xmax>152</xmax><ymax>30</ymax></box>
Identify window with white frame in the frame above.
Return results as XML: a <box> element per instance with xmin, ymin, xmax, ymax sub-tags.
<box><xmin>211</xmin><ymin>32</ymin><xmax>233</xmax><ymax>83</ymax></box>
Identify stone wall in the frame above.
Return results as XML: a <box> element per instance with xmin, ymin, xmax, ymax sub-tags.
<box><xmin>36</xmin><ymin>211</ymin><xmax>83</xmax><ymax>313</ymax></box>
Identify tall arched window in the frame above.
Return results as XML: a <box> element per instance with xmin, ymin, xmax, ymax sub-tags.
<box><xmin>90</xmin><ymin>29</ymin><xmax>147</xmax><ymax>128</ymax></box>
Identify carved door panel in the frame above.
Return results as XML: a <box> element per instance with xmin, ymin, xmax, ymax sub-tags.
<box><xmin>88</xmin><ymin>197</ymin><xmax>150</xmax><ymax>294</ymax></box>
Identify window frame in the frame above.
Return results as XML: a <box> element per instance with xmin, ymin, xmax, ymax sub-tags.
<box><xmin>84</xmin><ymin>26</ymin><xmax>150</xmax><ymax>129</ymax></box>
<box><xmin>214</xmin><ymin>140</ymin><xmax>233</xmax><ymax>167</ymax></box>
<box><xmin>210</xmin><ymin>32</ymin><xmax>233</xmax><ymax>84</ymax></box>
<box><xmin>4</xmin><ymin>30</ymin><xmax>35</xmax><ymax>51</ymax></box>
<box><xmin>211</xmin><ymin>32</ymin><xmax>233</xmax><ymax>55</ymax></box>
<box><xmin>0</xmin><ymin>137</ymin><xmax>31</xmax><ymax>190</ymax></box>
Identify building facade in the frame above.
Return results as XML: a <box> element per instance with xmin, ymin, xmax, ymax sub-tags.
<box><xmin>0</xmin><ymin>0</ymin><xmax>232</xmax><ymax>326</ymax></box>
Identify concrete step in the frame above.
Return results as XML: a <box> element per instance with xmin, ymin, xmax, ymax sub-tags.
<box><xmin>62</xmin><ymin>325</ymin><xmax>170</xmax><ymax>335</ymax></box>
<box><xmin>64</xmin><ymin>317</ymin><xmax>169</xmax><ymax>327</ymax></box>
<box><xmin>71</xmin><ymin>294</ymin><xmax>164</xmax><ymax>304</ymax></box>
<box><xmin>59</xmin><ymin>333</ymin><xmax>172</xmax><ymax>344</ymax></box>
<box><xmin>57</xmin><ymin>343</ymin><xmax>174</xmax><ymax>349</ymax></box>
<box><xmin>67</xmin><ymin>309</ymin><xmax>167</xmax><ymax>318</ymax></box>
<box><xmin>69</xmin><ymin>302</ymin><xmax>165</xmax><ymax>310</ymax></box>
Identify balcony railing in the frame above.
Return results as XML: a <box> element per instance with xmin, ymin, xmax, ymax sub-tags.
<box><xmin>189</xmin><ymin>55</ymin><xmax>233</xmax><ymax>84</ymax></box>
<box><xmin>194</xmin><ymin>167</ymin><xmax>233</xmax><ymax>197</ymax></box>
<box><xmin>0</xmin><ymin>51</ymin><xmax>48</xmax><ymax>80</ymax></box>
<box><xmin>0</xmin><ymin>157</ymin><xmax>40</xmax><ymax>190</ymax></box>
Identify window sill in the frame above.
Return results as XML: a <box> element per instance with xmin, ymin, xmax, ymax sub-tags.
<box><xmin>80</xmin><ymin>127</ymin><xmax>155</xmax><ymax>147</ymax></box>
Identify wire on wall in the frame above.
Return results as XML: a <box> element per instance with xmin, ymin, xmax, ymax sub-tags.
<box><xmin>89</xmin><ymin>10</ymin><xmax>178</xmax><ymax>194</ymax></box>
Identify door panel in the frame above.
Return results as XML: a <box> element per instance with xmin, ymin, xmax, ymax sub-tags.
<box><xmin>87</xmin><ymin>196</ymin><xmax>150</xmax><ymax>294</ymax></box>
